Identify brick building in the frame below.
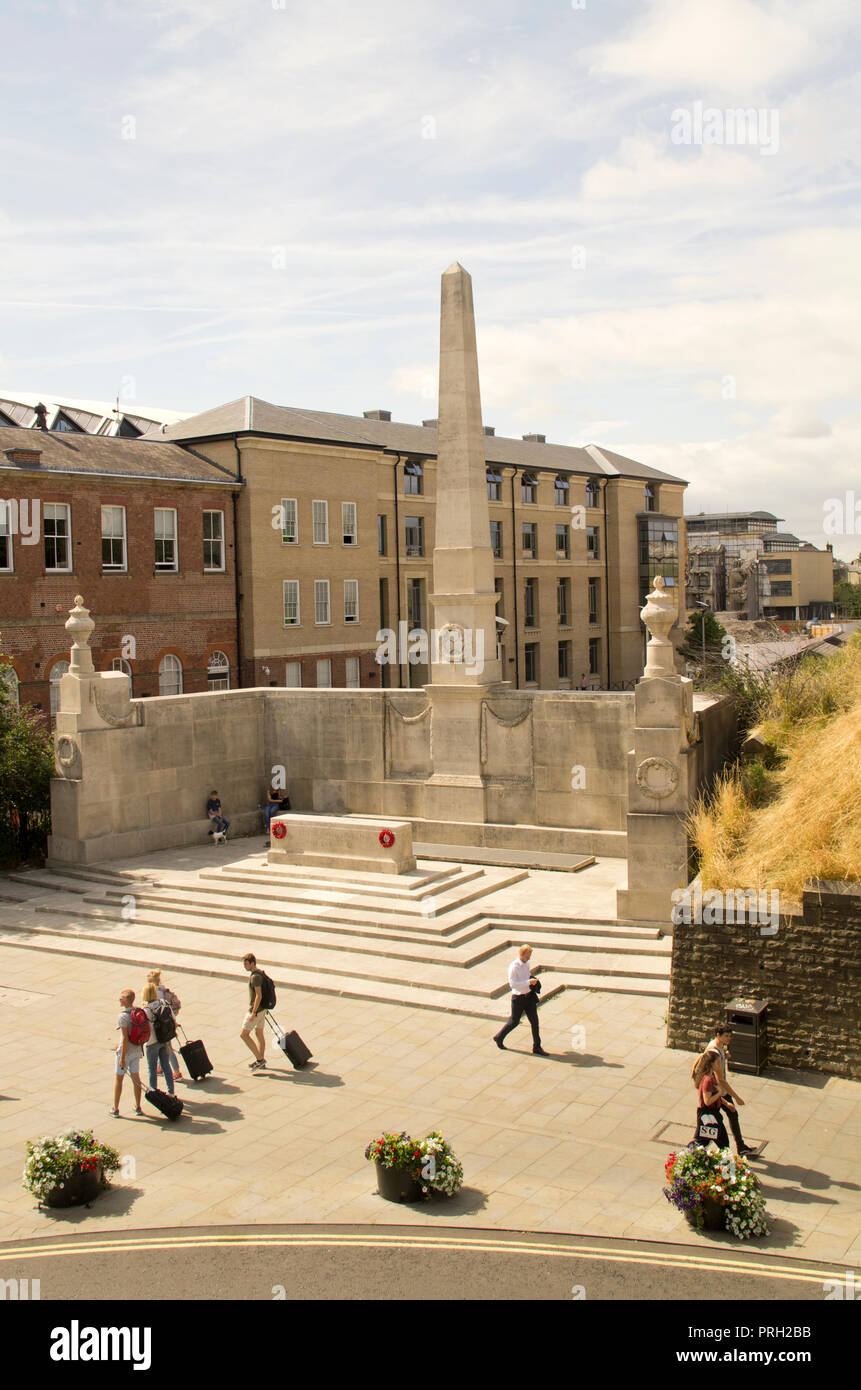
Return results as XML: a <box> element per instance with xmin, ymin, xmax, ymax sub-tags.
<box><xmin>0</xmin><ymin>428</ymin><xmax>241</xmax><ymax>715</ymax></box>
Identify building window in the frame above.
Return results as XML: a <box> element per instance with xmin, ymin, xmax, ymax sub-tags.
<box><xmin>407</xmin><ymin>578</ymin><xmax>424</xmax><ymax>630</ymax></box>
<box><xmin>521</xmin><ymin>472</ymin><xmax>538</xmax><ymax>504</ymax></box>
<box><xmin>522</xmin><ymin>522</ymin><xmax>537</xmax><ymax>558</ymax></box>
<box><xmin>494</xmin><ymin>577</ymin><xmax>504</xmax><ymax>618</ymax></box>
<box><xmin>524</xmin><ymin>642</ymin><xmax>538</xmax><ymax>683</ymax></box>
<box><xmin>154</xmin><ymin>508</ymin><xmax>178</xmax><ymax>571</ymax></box>
<box><xmin>0</xmin><ymin>501</ymin><xmax>13</xmax><ymax>571</ymax></box>
<box><xmin>314</xmin><ymin>579</ymin><xmax>331</xmax><ymax>625</ymax></box>
<box><xmin>377</xmin><ymin>514</ymin><xmax>387</xmax><ymax>556</ymax></box>
<box><xmin>312</xmin><ymin>500</ymin><xmax>329</xmax><ymax>545</ymax></box>
<box><xmin>486</xmin><ymin>468</ymin><xmax>502</xmax><ymax>501</ymax></box>
<box><xmin>316</xmin><ymin>659</ymin><xmax>332</xmax><ymax>688</ymax></box>
<box><xmin>490</xmin><ymin>520</ymin><xmax>503</xmax><ymax>558</ymax></box>
<box><xmin>586</xmin><ymin>526</ymin><xmax>600</xmax><ymax>561</ymax></box>
<box><xmin>342</xmin><ymin>501</ymin><xmax>357</xmax><ymax>545</ymax></box>
<box><xmin>558</xmin><ymin>640</ymin><xmax>571</xmax><ymax>680</ymax></box>
<box><xmin>207</xmin><ymin>650</ymin><xmax>230</xmax><ymax>690</ymax></box>
<box><xmin>554</xmin><ymin>475</ymin><xmax>570</xmax><ymax>506</ymax></box>
<box><xmin>555</xmin><ymin>524</ymin><xmax>569</xmax><ymax>559</ymax></box>
<box><xmin>589</xmin><ymin>637</ymin><xmax>600</xmax><ymax>676</ymax></box>
<box><xmin>586</xmin><ymin>478</ymin><xmax>600</xmax><ymax>509</ymax></box>
<box><xmin>557</xmin><ymin>577</ymin><xmax>570</xmax><ymax>627</ymax></box>
<box><xmin>281</xmin><ymin>498</ymin><xmax>298</xmax><ymax>544</ymax></box>
<box><xmin>405</xmin><ymin>515</ymin><xmax>424</xmax><ymax>557</ymax></box>
<box><xmin>49</xmin><ymin>658</ymin><xmax>70</xmax><ymax>717</ymax></box>
<box><xmin>158</xmin><ymin>654</ymin><xmax>183</xmax><ymax>696</ymax></box>
<box><xmin>283</xmin><ymin>580</ymin><xmax>300</xmax><ymax>626</ymax></box>
<box><xmin>344</xmin><ymin>579</ymin><xmax>359</xmax><ymax>623</ymax></box>
<box><xmin>644</xmin><ymin>484</ymin><xmax>656</xmax><ymax>512</ymax></box>
<box><xmin>769</xmin><ymin>581</ymin><xmax>793</xmax><ymax>596</ymax></box>
<box><xmin>110</xmin><ymin>656</ymin><xmax>133</xmax><ymax>698</ymax></box>
<box><xmin>101</xmin><ymin>506</ymin><xmax>126</xmax><ymax>570</ymax></box>
<box><xmin>203</xmin><ymin>510</ymin><xmax>225</xmax><ymax>571</ymax></box>
<box><xmin>404</xmin><ymin>459</ymin><xmax>423</xmax><ymax>495</ymax></box>
<box><xmin>285</xmin><ymin>662</ymin><xmax>302</xmax><ymax>687</ymax></box>
<box><xmin>1</xmin><ymin>667</ymin><xmax>19</xmax><ymax>706</ymax></box>
<box><xmin>524</xmin><ymin>577</ymin><xmax>537</xmax><ymax>628</ymax></box>
<box><xmin>379</xmin><ymin>577</ymin><xmax>390</xmax><ymax>630</ymax></box>
<box><xmin>638</xmin><ymin>517</ymin><xmax>679</xmax><ymax>602</ymax></box>
<box><xmin>764</xmin><ymin>558</ymin><xmax>791</xmax><ymax>575</ymax></box>
<box><xmin>44</xmin><ymin>503</ymin><xmax>71</xmax><ymax>572</ymax></box>
<box><xmin>346</xmin><ymin>656</ymin><xmax>361</xmax><ymax>688</ymax></box>
<box><xmin>588</xmin><ymin>576</ymin><xmax>599</xmax><ymax>626</ymax></box>
<box><xmin>53</xmin><ymin>412</ymin><xmax>81</xmax><ymax>433</ymax></box>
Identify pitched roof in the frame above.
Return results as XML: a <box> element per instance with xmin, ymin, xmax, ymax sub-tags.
<box><xmin>0</xmin><ymin>391</ymin><xmax>186</xmax><ymax>437</ymax></box>
<box><xmin>0</xmin><ymin>426</ymin><xmax>237</xmax><ymax>485</ymax></box>
<box><xmin>686</xmin><ymin>510</ymin><xmax>782</xmax><ymax>523</ymax></box>
<box><xmin>146</xmin><ymin>395</ymin><xmax>687</xmax><ymax>485</ymax></box>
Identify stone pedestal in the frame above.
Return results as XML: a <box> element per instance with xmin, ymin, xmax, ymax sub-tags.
<box><xmin>267</xmin><ymin>814</ymin><xmax>416</xmax><ymax>874</ymax></box>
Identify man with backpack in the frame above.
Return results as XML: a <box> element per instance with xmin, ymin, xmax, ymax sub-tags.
<box><xmin>111</xmin><ymin>988</ymin><xmax>148</xmax><ymax>1117</ymax></box>
<box><xmin>240</xmin><ymin>953</ymin><xmax>275</xmax><ymax>1070</ymax></box>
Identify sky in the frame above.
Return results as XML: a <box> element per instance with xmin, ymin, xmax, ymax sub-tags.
<box><xmin>1</xmin><ymin>0</ymin><xmax>860</xmax><ymax>556</ymax></box>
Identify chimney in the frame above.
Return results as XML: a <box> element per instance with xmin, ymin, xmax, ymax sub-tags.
<box><xmin>5</xmin><ymin>448</ymin><xmax>42</xmax><ymax>467</ymax></box>
<box><xmin>522</xmin><ymin>432</ymin><xmax>546</xmax><ymax>443</ymax></box>
<box><xmin>483</xmin><ymin>426</ymin><xmax>495</xmax><ymax>436</ymax></box>
<box><xmin>33</xmin><ymin>402</ymin><xmax>48</xmax><ymax>431</ymax></box>
<box><xmin>422</xmin><ymin>418</ymin><xmax>438</xmax><ymax>428</ymax></box>
<box><xmin>363</xmin><ymin>409</ymin><xmax>391</xmax><ymax>421</ymax></box>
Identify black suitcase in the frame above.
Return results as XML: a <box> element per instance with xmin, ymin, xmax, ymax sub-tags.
<box><xmin>146</xmin><ymin>1088</ymin><xmax>184</xmax><ymax>1120</ymax></box>
<box><xmin>178</xmin><ymin>1027</ymin><xmax>213</xmax><ymax>1081</ymax></box>
<box><xmin>268</xmin><ymin>1016</ymin><xmax>312</xmax><ymax>1069</ymax></box>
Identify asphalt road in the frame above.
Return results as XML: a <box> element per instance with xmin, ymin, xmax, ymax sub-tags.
<box><xmin>0</xmin><ymin>1224</ymin><xmax>844</xmax><ymax>1301</ymax></box>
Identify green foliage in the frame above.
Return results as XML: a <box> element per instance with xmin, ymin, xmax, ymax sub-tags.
<box><xmin>23</xmin><ymin>1130</ymin><xmax>122</xmax><ymax>1205</ymax></box>
<box><xmin>683</xmin><ymin>609</ymin><xmax>727</xmax><ymax>656</ymax></box>
<box><xmin>833</xmin><ymin>580</ymin><xmax>861</xmax><ymax>618</ymax></box>
<box><xmin>0</xmin><ymin>642</ymin><xmax>54</xmax><ymax>862</ymax></box>
<box><xmin>741</xmin><ymin>760</ymin><xmax>772</xmax><ymax>807</ymax></box>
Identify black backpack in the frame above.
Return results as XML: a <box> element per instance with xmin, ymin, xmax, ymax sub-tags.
<box><xmin>152</xmin><ymin>1001</ymin><xmax>177</xmax><ymax>1044</ymax></box>
<box><xmin>259</xmin><ymin>972</ymin><xmax>277</xmax><ymax>1010</ymax></box>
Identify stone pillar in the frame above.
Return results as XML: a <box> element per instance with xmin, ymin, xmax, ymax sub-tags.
<box><xmin>424</xmin><ymin>263</ymin><xmax>506</xmax><ymax>825</ymax></box>
<box><xmin>48</xmin><ymin>596</ymin><xmax>140</xmax><ymax>865</ymax></box>
<box><xmin>616</xmin><ymin>578</ymin><xmax>697</xmax><ymax>930</ymax></box>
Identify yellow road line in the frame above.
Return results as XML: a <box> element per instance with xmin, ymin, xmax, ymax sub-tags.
<box><xmin>0</xmin><ymin>1232</ymin><xmax>839</xmax><ymax>1285</ymax></box>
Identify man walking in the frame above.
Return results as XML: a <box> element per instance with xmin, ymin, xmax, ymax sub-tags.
<box><xmin>111</xmin><ymin>988</ymin><xmax>146</xmax><ymax>1117</ymax></box>
<box><xmin>240</xmin><ymin>953</ymin><xmax>268</xmax><ymax>1070</ymax></box>
<box><xmin>695</xmin><ymin>1024</ymin><xmax>759</xmax><ymax>1156</ymax></box>
<box><xmin>493</xmin><ymin>945</ymin><xmax>548</xmax><ymax>1055</ymax></box>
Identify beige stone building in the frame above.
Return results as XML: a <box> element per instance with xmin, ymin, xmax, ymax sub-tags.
<box><xmin>686</xmin><ymin>510</ymin><xmax>834</xmax><ymax>622</ymax></box>
<box><xmin>150</xmin><ymin>400</ymin><xmax>687</xmax><ymax>690</ymax></box>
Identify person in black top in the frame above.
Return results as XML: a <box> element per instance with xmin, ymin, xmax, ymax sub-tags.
<box><xmin>240</xmin><ymin>952</ymin><xmax>268</xmax><ymax>1070</ymax></box>
<box><xmin>206</xmin><ymin>789</ymin><xmax>230</xmax><ymax>837</ymax></box>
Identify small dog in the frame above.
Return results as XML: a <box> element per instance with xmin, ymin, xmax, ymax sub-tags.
<box><xmin>209</xmin><ymin>827</ymin><xmax>227</xmax><ymax>846</ymax></box>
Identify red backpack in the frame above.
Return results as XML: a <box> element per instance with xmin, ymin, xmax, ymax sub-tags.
<box><xmin>128</xmin><ymin>1007</ymin><xmax>151</xmax><ymax>1046</ymax></box>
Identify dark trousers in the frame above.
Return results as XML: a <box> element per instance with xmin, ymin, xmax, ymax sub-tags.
<box><xmin>495</xmin><ymin>991</ymin><xmax>542</xmax><ymax>1050</ymax></box>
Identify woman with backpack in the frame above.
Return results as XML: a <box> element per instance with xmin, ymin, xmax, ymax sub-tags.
<box><xmin>148</xmin><ymin>969</ymin><xmax>182</xmax><ymax>1081</ymax></box>
<box><xmin>692</xmin><ymin>1054</ymin><xmax>730</xmax><ymax>1150</ymax></box>
<box><xmin>142</xmin><ymin>982</ymin><xmax>177</xmax><ymax>1096</ymax></box>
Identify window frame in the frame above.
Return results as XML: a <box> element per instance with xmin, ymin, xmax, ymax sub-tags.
<box><xmin>344</xmin><ymin>578</ymin><xmax>359</xmax><ymax>623</ymax></box>
<box><xmin>0</xmin><ymin>500</ymin><xmax>13</xmax><ymax>572</ymax></box>
<box><xmin>281</xmin><ymin>497</ymin><xmax>298</xmax><ymax>545</ymax></box>
<box><xmin>316</xmin><ymin>658</ymin><xmax>332</xmax><ymax>688</ymax></box>
<box><xmin>312</xmin><ymin>499</ymin><xmax>329</xmax><ymax>546</ymax></box>
<box><xmin>522</xmin><ymin>521</ymin><xmax>538</xmax><ymax>559</ymax></box>
<box><xmin>490</xmin><ymin>519</ymin><xmax>503</xmax><ymax>559</ymax></box>
<box><xmin>207</xmin><ymin>650</ymin><xmax>230</xmax><ymax>690</ymax></box>
<box><xmin>404</xmin><ymin>459</ymin><xmax>423</xmax><ymax>495</ymax></box>
<box><xmin>314</xmin><ymin>578</ymin><xmax>331</xmax><ymax>626</ymax></box>
<box><xmin>283</xmin><ymin>579</ymin><xmax>301</xmax><ymax>627</ymax></box>
<box><xmin>44</xmin><ymin>502</ymin><xmax>72</xmax><ymax>573</ymax></box>
<box><xmin>405</xmin><ymin>515</ymin><xmax>424</xmax><ymax>557</ymax></box>
<box><xmin>203</xmin><ymin>509</ymin><xmax>225</xmax><ymax>572</ymax></box>
<box><xmin>342</xmin><ymin>501</ymin><xmax>358</xmax><ymax>546</ymax></box>
<box><xmin>158</xmin><ymin>653</ymin><xmax>183</xmax><ymax>696</ymax></box>
<box><xmin>154</xmin><ymin>507</ymin><xmax>178</xmax><ymax>572</ymax></box>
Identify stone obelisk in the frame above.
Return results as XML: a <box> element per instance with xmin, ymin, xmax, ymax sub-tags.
<box><xmin>424</xmin><ymin>262</ymin><xmax>506</xmax><ymax>825</ymax></box>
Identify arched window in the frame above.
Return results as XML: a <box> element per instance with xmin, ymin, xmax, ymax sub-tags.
<box><xmin>158</xmin><ymin>654</ymin><xmax>183</xmax><ymax>696</ymax></box>
<box><xmin>110</xmin><ymin>657</ymin><xmax>133</xmax><ymax>698</ymax></box>
<box><xmin>1</xmin><ymin>667</ymin><xmax>19</xmax><ymax>708</ymax></box>
<box><xmin>207</xmin><ymin>651</ymin><xmax>230</xmax><ymax>691</ymax></box>
<box><xmin>49</xmin><ymin>659</ymin><xmax>70</xmax><ymax>717</ymax></box>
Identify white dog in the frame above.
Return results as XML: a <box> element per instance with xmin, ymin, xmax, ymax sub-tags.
<box><xmin>210</xmin><ymin>827</ymin><xmax>227</xmax><ymax>846</ymax></box>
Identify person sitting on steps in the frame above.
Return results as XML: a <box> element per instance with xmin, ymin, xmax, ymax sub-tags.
<box><xmin>206</xmin><ymin>789</ymin><xmax>230</xmax><ymax>839</ymax></box>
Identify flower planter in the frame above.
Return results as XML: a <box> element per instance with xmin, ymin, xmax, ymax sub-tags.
<box><xmin>41</xmin><ymin>1162</ymin><xmax>103</xmax><ymax>1209</ymax></box>
<box><xmin>685</xmin><ymin>1195</ymin><xmax>726</xmax><ymax>1231</ymax></box>
<box><xmin>375</xmin><ymin>1162</ymin><xmax>423</xmax><ymax>1204</ymax></box>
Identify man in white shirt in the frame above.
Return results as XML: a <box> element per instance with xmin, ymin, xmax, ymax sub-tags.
<box><xmin>493</xmin><ymin>945</ymin><xmax>547</xmax><ymax>1055</ymax></box>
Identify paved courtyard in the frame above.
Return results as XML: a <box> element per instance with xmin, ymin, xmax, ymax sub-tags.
<box><xmin>1</xmin><ymin>940</ymin><xmax>859</xmax><ymax>1266</ymax></box>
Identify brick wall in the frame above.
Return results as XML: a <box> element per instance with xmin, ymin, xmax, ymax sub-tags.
<box><xmin>666</xmin><ymin>881</ymin><xmax>861</xmax><ymax>1078</ymax></box>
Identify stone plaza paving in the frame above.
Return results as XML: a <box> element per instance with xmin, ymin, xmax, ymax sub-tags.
<box><xmin>0</xmin><ymin>936</ymin><xmax>859</xmax><ymax>1266</ymax></box>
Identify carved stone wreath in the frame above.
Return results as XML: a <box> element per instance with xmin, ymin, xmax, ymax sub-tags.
<box><xmin>635</xmin><ymin>755</ymin><xmax>679</xmax><ymax>800</ymax></box>
<box><xmin>56</xmin><ymin>736</ymin><xmax>80</xmax><ymax>777</ymax></box>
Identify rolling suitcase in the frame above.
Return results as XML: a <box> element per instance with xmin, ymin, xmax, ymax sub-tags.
<box><xmin>145</xmin><ymin>1088</ymin><xmax>184</xmax><ymax>1121</ymax></box>
<box><xmin>267</xmin><ymin>1015</ymin><xmax>312</xmax><ymax>1069</ymax></box>
<box><xmin>177</xmin><ymin>1025</ymin><xmax>213</xmax><ymax>1081</ymax></box>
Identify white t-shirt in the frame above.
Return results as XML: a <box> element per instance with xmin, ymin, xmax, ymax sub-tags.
<box><xmin>117</xmin><ymin>1008</ymin><xmax>143</xmax><ymax>1058</ymax></box>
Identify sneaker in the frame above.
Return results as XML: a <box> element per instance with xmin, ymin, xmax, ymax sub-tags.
<box><xmin>109</xmin><ymin>1107</ymin><xmax>119</xmax><ymax>1117</ymax></box>
<box><xmin>248</xmin><ymin>1059</ymin><xmax>262</xmax><ymax>1069</ymax></box>
<box><xmin>255</xmin><ymin>1058</ymin><xmax>267</xmax><ymax>1070</ymax></box>
<box><xmin>134</xmin><ymin>1107</ymin><xmax>144</xmax><ymax>1116</ymax></box>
